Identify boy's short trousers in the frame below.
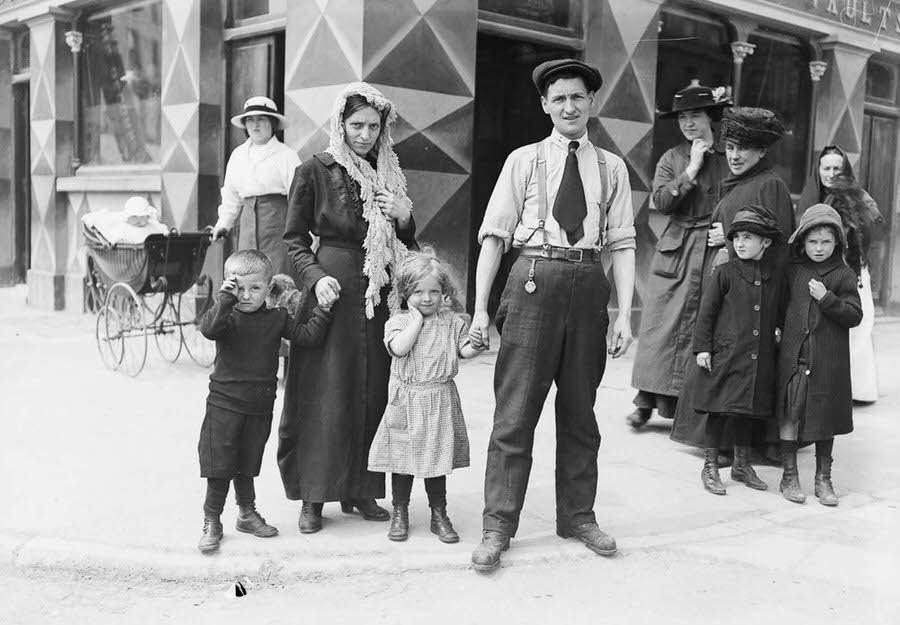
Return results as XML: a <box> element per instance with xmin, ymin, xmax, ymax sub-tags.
<box><xmin>198</xmin><ymin>402</ymin><xmax>273</xmax><ymax>478</ymax></box>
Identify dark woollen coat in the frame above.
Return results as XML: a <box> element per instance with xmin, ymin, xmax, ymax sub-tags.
<box><xmin>690</xmin><ymin>257</ymin><xmax>784</xmax><ymax>418</ymax></box>
<box><xmin>777</xmin><ymin>255</ymin><xmax>862</xmax><ymax>440</ymax></box>
<box><xmin>278</xmin><ymin>153</ymin><xmax>417</xmax><ymax>502</ymax></box>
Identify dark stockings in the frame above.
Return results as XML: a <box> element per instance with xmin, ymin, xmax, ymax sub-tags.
<box><xmin>391</xmin><ymin>474</ymin><xmax>447</xmax><ymax>507</ymax></box>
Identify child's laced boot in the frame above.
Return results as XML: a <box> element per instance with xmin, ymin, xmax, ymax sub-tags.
<box><xmin>198</xmin><ymin>514</ymin><xmax>223</xmax><ymax>554</ymax></box>
<box><xmin>814</xmin><ymin>440</ymin><xmax>838</xmax><ymax>506</ymax></box>
<box><xmin>388</xmin><ymin>504</ymin><xmax>409</xmax><ymax>541</ymax></box>
<box><xmin>236</xmin><ymin>503</ymin><xmax>278</xmax><ymax>537</ymax></box>
<box><xmin>731</xmin><ymin>445</ymin><xmax>768</xmax><ymax>490</ymax></box>
<box><xmin>430</xmin><ymin>505</ymin><xmax>459</xmax><ymax>543</ymax></box>
<box><xmin>701</xmin><ymin>448</ymin><xmax>726</xmax><ymax>495</ymax></box>
<box><xmin>779</xmin><ymin>441</ymin><xmax>806</xmax><ymax>504</ymax></box>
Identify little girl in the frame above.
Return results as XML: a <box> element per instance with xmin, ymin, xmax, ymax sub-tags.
<box><xmin>368</xmin><ymin>251</ymin><xmax>485</xmax><ymax>543</ymax></box>
<box><xmin>691</xmin><ymin>204</ymin><xmax>784</xmax><ymax>495</ymax></box>
<box><xmin>776</xmin><ymin>204</ymin><xmax>862</xmax><ymax>506</ymax></box>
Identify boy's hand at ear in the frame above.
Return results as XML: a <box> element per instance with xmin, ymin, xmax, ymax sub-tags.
<box><xmin>220</xmin><ymin>276</ymin><xmax>237</xmax><ymax>297</ymax></box>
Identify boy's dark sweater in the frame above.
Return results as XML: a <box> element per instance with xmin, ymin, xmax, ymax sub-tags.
<box><xmin>200</xmin><ymin>292</ymin><xmax>332</xmax><ymax>415</ymax></box>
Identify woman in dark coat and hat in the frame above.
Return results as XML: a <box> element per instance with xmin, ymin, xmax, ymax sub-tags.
<box><xmin>671</xmin><ymin>107</ymin><xmax>795</xmax><ymax>460</ymax></box>
<box><xmin>777</xmin><ymin>204</ymin><xmax>862</xmax><ymax>506</ymax></box>
<box><xmin>627</xmin><ymin>81</ymin><xmax>730</xmax><ymax>428</ymax></box>
<box><xmin>798</xmin><ymin>146</ymin><xmax>883</xmax><ymax>402</ymax></box>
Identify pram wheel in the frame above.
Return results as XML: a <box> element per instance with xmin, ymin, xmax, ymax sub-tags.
<box><xmin>95</xmin><ymin>306</ymin><xmax>123</xmax><ymax>370</ymax></box>
<box><xmin>152</xmin><ymin>294</ymin><xmax>182</xmax><ymax>363</ymax></box>
<box><xmin>106</xmin><ymin>283</ymin><xmax>148</xmax><ymax>377</ymax></box>
<box><xmin>180</xmin><ymin>274</ymin><xmax>216</xmax><ymax>367</ymax></box>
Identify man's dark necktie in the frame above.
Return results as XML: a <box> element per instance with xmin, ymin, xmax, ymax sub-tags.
<box><xmin>552</xmin><ymin>140</ymin><xmax>587</xmax><ymax>245</ymax></box>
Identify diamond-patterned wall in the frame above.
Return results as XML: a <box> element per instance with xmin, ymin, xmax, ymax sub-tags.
<box><xmin>0</xmin><ymin>35</ymin><xmax>13</xmax><ymax>284</ymax></box>
<box><xmin>586</xmin><ymin>0</ymin><xmax>660</xmax><ymax>311</ymax></box>
<box><xmin>814</xmin><ymin>41</ymin><xmax>871</xmax><ymax>171</ymax></box>
<box><xmin>284</xmin><ymin>0</ymin><xmax>477</xmax><ymax>294</ymax></box>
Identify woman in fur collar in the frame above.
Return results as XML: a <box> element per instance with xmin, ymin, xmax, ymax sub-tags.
<box><xmin>798</xmin><ymin>146</ymin><xmax>883</xmax><ymax>402</ymax></box>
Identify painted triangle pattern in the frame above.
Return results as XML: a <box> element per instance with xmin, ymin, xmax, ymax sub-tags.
<box><xmin>817</xmin><ymin>45</ymin><xmax>867</xmax><ymax>159</ymax></box>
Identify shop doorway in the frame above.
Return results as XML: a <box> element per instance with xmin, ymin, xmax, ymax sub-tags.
<box><xmin>470</xmin><ymin>34</ymin><xmax>572</xmax><ymax>313</ymax></box>
<box><xmin>12</xmin><ymin>82</ymin><xmax>30</xmax><ymax>284</ymax></box>
<box><xmin>859</xmin><ymin>111</ymin><xmax>896</xmax><ymax>307</ymax></box>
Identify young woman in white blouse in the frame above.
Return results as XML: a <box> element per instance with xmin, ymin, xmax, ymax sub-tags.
<box><xmin>212</xmin><ymin>96</ymin><xmax>301</xmax><ymax>277</ymax></box>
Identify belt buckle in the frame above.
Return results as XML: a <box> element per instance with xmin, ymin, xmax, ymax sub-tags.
<box><xmin>565</xmin><ymin>247</ymin><xmax>584</xmax><ymax>262</ymax></box>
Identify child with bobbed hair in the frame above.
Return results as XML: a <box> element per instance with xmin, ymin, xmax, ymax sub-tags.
<box><xmin>776</xmin><ymin>204</ymin><xmax>862</xmax><ymax>506</ymax></box>
<box><xmin>368</xmin><ymin>248</ymin><xmax>485</xmax><ymax>543</ymax></box>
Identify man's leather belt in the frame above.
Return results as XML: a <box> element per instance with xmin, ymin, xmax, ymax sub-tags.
<box><xmin>518</xmin><ymin>245</ymin><xmax>603</xmax><ymax>263</ymax></box>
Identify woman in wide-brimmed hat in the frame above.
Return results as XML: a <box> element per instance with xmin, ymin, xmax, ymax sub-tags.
<box><xmin>211</xmin><ymin>96</ymin><xmax>300</xmax><ymax>277</ymax></box>
<box><xmin>628</xmin><ymin>81</ymin><xmax>731</xmax><ymax>429</ymax></box>
<box><xmin>277</xmin><ymin>82</ymin><xmax>418</xmax><ymax>533</ymax></box>
<box><xmin>671</xmin><ymin>107</ymin><xmax>796</xmax><ymax>459</ymax></box>
<box><xmin>798</xmin><ymin>146</ymin><xmax>883</xmax><ymax>402</ymax></box>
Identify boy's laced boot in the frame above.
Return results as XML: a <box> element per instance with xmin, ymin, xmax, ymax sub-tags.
<box><xmin>298</xmin><ymin>501</ymin><xmax>324</xmax><ymax>534</ymax></box>
<box><xmin>701</xmin><ymin>448</ymin><xmax>726</xmax><ymax>495</ymax></box>
<box><xmin>236</xmin><ymin>503</ymin><xmax>278</xmax><ymax>537</ymax></box>
<box><xmin>430</xmin><ymin>505</ymin><xmax>459</xmax><ymax>543</ymax></box>
<box><xmin>814</xmin><ymin>453</ymin><xmax>838</xmax><ymax>507</ymax></box>
<box><xmin>625</xmin><ymin>407</ymin><xmax>651</xmax><ymax>429</ymax></box>
<box><xmin>471</xmin><ymin>529</ymin><xmax>510</xmax><ymax>572</ymax></box>
<box><xmin>731</xmin><ymin>446</ymin><xmax>768</xmax><ymax>490</ymax></box>
<box><xmin>198</xmin><ymin>514</ymin><xmax>223</xmax><ymax>554</ymax></box>
<box><xmin>779</xmin><ymin>443</ymin><xmax>806</xmax><ymax>504</ymax></box>
<box><xmin>388</xmin><ymin>504</ymin><xmax>409</xmax><ymax>541</ymax></box>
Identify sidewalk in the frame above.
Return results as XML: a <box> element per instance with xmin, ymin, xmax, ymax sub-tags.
<box><xmin>2</xmin><ymin>284</ymin><xmax>899</xmax><ymax>585</ymax></box>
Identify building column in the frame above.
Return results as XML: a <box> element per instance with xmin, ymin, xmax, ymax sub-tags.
<box><xmin>26</xmin><ymin>11</ymin><xmax>74</xmax><ymax>310</ymax></box>
<box><xmin>159</xmin><ymin>0</ymin><xmax>224</xmax><ymax>234</ymax></box>
<box><xmin>587</xmin><ymin>0</ymin><xmax>661</xmax><ymax>312</ymax></box>
<box><xmin>283</xmin><ymin>0</ymin><xmax>477</xmax><ymax>295</ymax></box>
<box><xmin>812</xmin><ymin>38</ymin><xmax>874</xmax><ymax>170</ymax></box>
<box><xmin>0</xmin><ymin>31</ymin><xmax>13</xmax><ymax>285</ymax></box>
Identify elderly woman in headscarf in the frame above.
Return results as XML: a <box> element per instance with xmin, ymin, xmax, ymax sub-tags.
<box><xmin>798</xmin><ymin>146</ymin><xmax>883</xmax><ymax>403</ymax></box>
<box><xmin>278</xmin><ymin>83</ymin><xmax>417</xmax><ymax>533</ymax></box>
<box><xmin>671</xmin><ymin>107</ymin><xmax>796</xmax><ymax>474</ymax></box>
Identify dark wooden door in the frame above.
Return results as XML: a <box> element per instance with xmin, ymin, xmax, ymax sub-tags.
<box><xmin>225</xmin><ymin>34</ymin><xmax>285</xmax><ymax>155</ymax></box>
<box><xmin>859</xmin><ymin>112</ymin><xmax>896</xmax><ymax>306</ymax></box>
<box><xmin>12</xmin><ymin>82</ymin><xmax>30</xmax><ymax>283</ymax></box>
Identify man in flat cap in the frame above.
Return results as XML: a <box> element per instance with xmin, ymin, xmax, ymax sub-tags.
<box><xmin>468</xmin><ymin>59</ymin><xmax>636</xmax><ymax>571</ymax></box>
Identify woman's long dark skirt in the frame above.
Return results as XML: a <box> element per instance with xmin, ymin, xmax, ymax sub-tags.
<box><xmin>277</xmin><ymin>244</ymin><xmax>389</xmax><ymax>502</ymax></box>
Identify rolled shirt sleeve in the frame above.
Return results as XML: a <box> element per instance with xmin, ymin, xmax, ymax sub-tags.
<box><xmin>602</xmin><ymin>152</ymin><xmax>637</xmax><ymax>251</ymax></box>
<box><xmin>477</xmin><ymin>145</ymin><xmax>532</xmax><ymax>253</ymax></box>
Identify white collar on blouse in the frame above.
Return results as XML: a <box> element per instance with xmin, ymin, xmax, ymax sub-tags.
<box><xmin>241</xmin><ymin>135</ymin><xmax>283</xmax><ymax>161</ymax></box>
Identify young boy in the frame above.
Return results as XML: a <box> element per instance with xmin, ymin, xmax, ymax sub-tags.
<box><xmin>692</xmin><ymin>204</ymin><xmax>784</xmax><ymax>495</ymax></box>
<box><xmin>776</xmin><ymin>204</ymin><xmax>862</xmax><ymax>506</ymax></box>
<box><xmin>197</xmin><ymin>249</ymin><xmax>333</xmax><ymax>554</ymax></box>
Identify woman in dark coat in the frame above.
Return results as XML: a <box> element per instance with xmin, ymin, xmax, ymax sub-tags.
<box><xmin>671</xmin><ymin>108</ymin><xmax>795</xmax><ymax>458</ymax></box>
<box><xmin>798</xmin><ymin>146</ymin><xmax>882</xmax><ymax>402</ymax></box>
<box><xmin>278</xmin><ymin>83</ymin><xmax>417</xmax><ymax>532</ymax></box>
<box><xmin>777</xmin><ymin>204</ymin><xmax>862</xmax><ymax>506</ymax></box>
<box><xmin>627</xmin><ymin>81</ymin><xmax>730</xmax><ymax>428</ymax></box>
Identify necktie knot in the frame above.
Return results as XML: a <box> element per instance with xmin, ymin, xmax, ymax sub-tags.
<box><xmin>568</xmin><ymin>141</ymin><xmax>579</xmax><ymax>154</ymax></box>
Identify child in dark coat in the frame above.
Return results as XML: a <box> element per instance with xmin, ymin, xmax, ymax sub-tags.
<box><xmin>776</xmin><ymin>204</ymin><xmax>862</xmax><ymax>506</ymax></box>
<box><xmin>692</xmin><ymin>205</ymin><xmax>785</xmax><ymax>495</ymax></box>
<box><xmin>197</xmin><ymin>250</ymin><xmax>333</xmax><ymax>554</ymax></box>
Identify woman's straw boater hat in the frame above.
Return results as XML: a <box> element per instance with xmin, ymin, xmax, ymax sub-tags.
<box><xmin>230</xmin><ymin>96</ymin><xmax>287</xmax><ymax>130</ymax></box>
<box><xmin>727</xmin><ymin>204</ymin><xmax>782</xmax><ymax>242</ymax></box>
<box><xmin>720</xmin><ymin>107</ymin><xmax>785</xmax><ymax>148</ymax></box>
<box><xmin>658</xmin><ymin>80</ymin><xmax>731</xmax><ymax>119</ymax></box>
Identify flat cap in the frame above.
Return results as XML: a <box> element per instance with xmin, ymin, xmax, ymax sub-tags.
<box><xmin>532</xmin><ymin>59</ymin><xmax>603</xmax><ymax>94</ymax></box>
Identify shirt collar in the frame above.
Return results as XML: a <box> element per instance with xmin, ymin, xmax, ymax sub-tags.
<box><xmin>550</xmin><ymin>129</ymin><xmax>589</xmax><ymax>151</ymax></box>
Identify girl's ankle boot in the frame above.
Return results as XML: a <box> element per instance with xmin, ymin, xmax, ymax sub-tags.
<box><xmin>731</xmin><ymin>445</ymin><xmax>768</xmax><ymax>490</ymax></box>
<box><xmin>779</xmin><ymin>446</ymin><xmax>806</xmax><ymax>504</ymax></box>
<box><xmin>814</xmin><ymin>454</ymin><xmax>838</xmax><ymax>506</ymax></box>
<box><xmin>701</xmin><ymin>448</ymin><xmax>726</xmax><ymax>495</ymax></box>
<box><xmin>430</xmin><ymin>505</ymin><xmax>459</xmax><ymax>543</ymax></box>
<box><xmin>388</xmin><ymin>504</ymin><xmax>409</xmax><ymax>541</ymax></box>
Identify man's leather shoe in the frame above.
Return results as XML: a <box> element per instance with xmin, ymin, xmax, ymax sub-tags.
<box><xmin>298</xmin><ymin>501</ymin><xmax>323</xmax><ymax>534</ymax></box>
<box><xmin>340</xmin><ymin>498</ymin><xmax>390</xmax><ymax>521</ymax></box>
<box><xmin>471</xmin><ymin>530</ymin><xmax>509</xmax><ymax>572</ymax></box>
<box><xmin>557</xmin><ymin>522</ymin><xmax>617</xmax><ymax>556</ymax></box>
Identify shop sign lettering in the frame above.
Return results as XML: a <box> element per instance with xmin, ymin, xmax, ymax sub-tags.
<box><xmin>770</xmin><ymin>0</ymin><xmax>900</xmax><ymax>41</ymax></box>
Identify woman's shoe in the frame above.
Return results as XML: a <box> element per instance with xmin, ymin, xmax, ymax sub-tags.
<box><xmin>814</xmin><ymin>455</ymin><xmax>839</xmax><ymax>506</ymax></box>
<box><xmin>731</xmin><ymin>446</ymin><xmax>768</xmax><ymax>490</ymax></box>
<box><xmin>430</xmin><ymin>505</ymin><xmax>459</xmax><ymax>543</ymax></box>
<box><xmin>340</xmin><ymin>498</ymin><xmax>390</xmax><ymax>521</ymax></box>
<box><xmin>702</xmin><ymin>448</ymin><xmax>726</xmax><ymax>495</ymax></box>
<box><xmin>779</xmin><ymin>448</ymin><xmax>806</xmax><ymax>504</ymax></box>
<box><xmin>388</xmin><ymin>504</ymin><xmax>409</xmax><ymax>541</ymax></box>
<box><xmin>298</xmin><ymin>501</ymin><xmax>324</xmax><ymax>533</ymax></box>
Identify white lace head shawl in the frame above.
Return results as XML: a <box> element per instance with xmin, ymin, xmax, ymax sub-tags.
<box><xmin>325</xmin><ymin>82</ymin><xmax>411</xmax><ymax>318</ymax></box>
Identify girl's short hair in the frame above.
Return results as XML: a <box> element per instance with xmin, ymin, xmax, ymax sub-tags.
<box><xmin>394</xmin><ymin>248</ymin><xmax>457</xmax><ymax>309</ymax></box>
<box><xmin>224</xmin><ymin>249</ymin><xmax>274</xmax><ymax>281</ymax></box>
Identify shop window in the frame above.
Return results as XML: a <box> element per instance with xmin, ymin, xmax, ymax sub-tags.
<box><xmin>480</xmin><ymin>0</ymin><xmax>574</xmax><ymax>29</ymax></box>
<box><xmin>742</xmin><ymin>31</ymin><xmax>812</xmax><ymax>193</ymax></box>
<box><xmin>653</xmin><ymin>8</ymin><xmax>732</xmax><ymax>166</ymax></box>
<box><xmin>14</xmin><ymin>30</ymin><xmax>29</xmax><ymax>72</ymax></box>
<box><xmin>80</xmin><ymin>1</ymin><xmax>162</xmax><ymax>166</ymax></box>
<box><xmin>230</xmin><ymin>0</ymin><xmax>286</xmax><ymax>23</ymax></box>
<box><xmin>866</xmin><ymin>62</ymin><xmax>895</xmax><ymax>104</ymax></box>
